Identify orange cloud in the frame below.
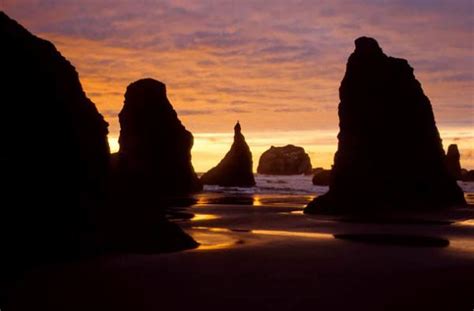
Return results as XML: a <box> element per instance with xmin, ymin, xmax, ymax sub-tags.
<box><xmin>3</xmin><ymin>0</ymin><xmax>473</xmax><ymax>170</ymax></box>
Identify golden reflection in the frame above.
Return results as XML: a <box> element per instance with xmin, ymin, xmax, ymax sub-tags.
<box><xmin>188</xmin><ymin>226</ymin><xmax>474</xmax><ymax>254</ymax></box>
<box><xmin>191</xmin><ymin>214</ymin><xmax>219</xmax><ymax>221</ymax></box>
<box><xmin>187</xmin><ymin>228</ymin><xmax>239</xmax><ymax>251</ymax></box>
<box><xmin>252</xmin><ymin>229</ymin><xmax>333</xmax><ymax>239</ymax></box>
<box><xmin>195</xmin><ymin>196</ymin><xmax>210</xmax><ymax>205</ymax></box>
<box><xmin>197</xmin><ymin>244</ymin><xmax>236</xmax><ymax>251</ymax></box>
<box><xmin>192</xmin><ymin>226</ymin><xmax>333</xmax><ymax>240</ymax></box>
<box><xmin>456</xmin><ymin>219</ymin><xmax>474</xmax><ymax>226</ymax></box>
<box><xmin>253</xmin><ymin>195</ymin><xmax>315</xmax><ymax>208</ymax></box>
<box><xmin>253</xmin><ymin>195</ymin><xmax>263</xmax><ymax>206</ymax></box>
<box><xmin>192</xmin><ymin>227</ymin><xmax>231</xmax><ymax>233</ymax></box>
<box><xmin>290</xmin><ymin>210</ymin><xmax>304</xmax><ymax>215</ymax></box>
<box><xmin>449</xmin><ymin>238</ymin><xmax>474</xmax><ymax>254</ymax></box>
<box><xmin>108</xmin><ymin>136</ymin><xmax>120</xmax><ymax>153</ymax></box>
<box><xmin>278</xmin><ymin>210</ymin><xmax>305</xmax><ymax>216</ymax></box>
<box><xmin>188</xmin><ymin>226</ymin><xmax>334</xmax><ymax>252</ymax></box>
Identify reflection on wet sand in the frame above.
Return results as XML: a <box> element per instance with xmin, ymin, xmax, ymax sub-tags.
<box><xmin>183</xmin><ymin>194</ymin><xmax>474</xmax><ymax>254</ymax></box>
<box><xmin>193</xmin><ymin>227</ymin><xmax>231</xmax><ymax>233</ymax></box>
<box><xmin>449</xmin><ymin>238</ymin><xmax>474</xmax><ymax>253</ymax></box>
<box><xmin>252</xmin><ymin>229</ymin><xmax>333</xmax><ymax>239</ymax></box>
<box><xmin>464</xmin><ymin>193</ymin><xmax>474</xmax><ymax>205</ymax></box>
<box><xmin>191</xmin><ymin>214</ymin><xmax>220</xmax><ymax>221</ymax></box>
<box><xmin>189</xmin><ymin>227</ymin><xmax>242</xmax><ymax>250</ymax></box>
<box><xmin>188</xmin><ymin>226</ymin><xmax>334</xmax><ymax>251</ymax></box>
<box><xmin>277</xmin><ymin>210</ymin><xmax>304</xmax><ymax>215</ymax></box>
<box><xmin>191</xmin><ymin>226</ymin><xmax>334</xmax><ymax>239</ymax></box>
<box><xmin>193</xmin><ymin>193</ymin><xmax>315</xmax><ymax>207</ymax></box>
<box><xmin>456</xmin><ymin>219</ymin><xmax>474</xmax><ymax>226</ymax></box>
<box><xmin>290</xmin><ymin>210</ymin><xmax>304</xmax><ymax>215</ymax></box>
<box><xmin>253</xmin><ymin>195</ymin><xmax>263</xmax><ymax>206</ymax></box>
<box><xmin>194</xmin><ymin>194</ymin><xmax>254</xmax><ymax>206</ymax></box>
<box><xmin>187</xmin><ymin>222</ymin><xmax>474</xmax><ymax>253</ymax></box>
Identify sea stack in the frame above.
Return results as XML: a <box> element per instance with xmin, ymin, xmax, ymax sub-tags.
<box><xmin>201</xmin><ymin>122</ymin><xmax>256</xmax><ymax>187</ymax></box>
<box><xmin>305</xmin><ymin>37</ymin><xmax>465</xmax><ymax>214</ymax></box>
<box><xmin>461</xmin><ymin>169</ymin><xmax>474</xmax><ymax>182</ymax></box>
<box><xmin>257</xmin><ymin>145</ymin><xmax>312</xmax><ymax>175</ymax></box>
<box><xmin>312</xmin><ymin>168</ymin><xmax>331</xmax><ymax>186</ymax></box>
<box><xmin>446</xmin><ymin>144</ymin><xmax>462</xmax><ymax>180</ymax></box>
<box><xmin>117</xmin><ymin>78</ymin><xmax>202</xmax><ymax>194</ymax></box>
<box><xmin>0</xmin><ymin>12</ymin><xmax>110</xmax><ymax>270</ymax></box>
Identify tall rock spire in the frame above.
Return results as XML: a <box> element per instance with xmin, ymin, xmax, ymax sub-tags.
<box><xmin>234</xmin><ymin>120</ymin><xmax>241</xmax><ymax>135</ymax></box>
<box><xmin>446</xmin><ymin>144</ymin><xmax>462</xmax><ymax>180</ymax></box>
<box><xmin>117</xmin><ymin>78</ymin><xmax>202</xmax><ymax>194</ymax></box>
<box><xmin>305</xmin><ymin>37</ymin><xmax>465</xmax><ymax>214</ymax></box>
<box><xmin>201</xmin><ymin>122</ymin><xmax>256</xmax><ymax>187</ymax></box>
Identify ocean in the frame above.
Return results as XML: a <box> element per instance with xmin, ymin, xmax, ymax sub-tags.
<box><xmin>194</xmin><ymin>174</ymin><xmax>474</xmax><ymax>207</ymax></box>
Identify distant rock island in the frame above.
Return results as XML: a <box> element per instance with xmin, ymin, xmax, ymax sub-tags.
<box><xmin>444</xmin><ymin>144</ymin><xmax>474</xmax><ymax>182</ymax></box>
<box><xmin>446</xmin><ymin>144</ymin><xmax>462</xmax><ymax>180</ymax></box>
<box><xmin>0</xmin><ymin>11</ymin><xmax>110</xmax><ymax>275</ymax></box>
<box><xmin>312</xmin><ymin>168</ymin><xmax>331</xmax><ymax>186</ymax></box>
<box><xmin>116</xmin><ymin>78</ymin><xmax>202</xmax><ymax>194</ymax></box>
<box><xmin>257</xmin><ymin>145</ymin><xmax>312</xmax><ymax>175</ymax></box>
<box><xmin>201</xmin><ymin>122</ymin><xmax>256</xmax><ymax>187</ymax></box>
<box><xmin>305</xmin><ymin>37</ymin><xmax>466</xmax><ymax>214</ymax></box>
<box><xmin>461</xmin><ymin>169</ymin><xmax>474</xmax><ymax>182</ymax></box>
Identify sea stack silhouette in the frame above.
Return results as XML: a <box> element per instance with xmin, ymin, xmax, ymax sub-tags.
<box><xmin>461</xmin><ymin>169</ymin><xmax>474</xmax><ymax>182</ymax></box>
<box><xmin>201</xmin><ymin>122</ymin><xmax>256</xmax><ymax>187</ymax></box>
<box><xmin>116</xmin><ymin>78</ymin><xmax>202</xmax><ymax>194</ymax></box>
<box><xmin>257</xmin><ymin>145</ymin><xmax>312</xmax><ymax>175</ymax></box>
<box><xmin>0</xmin><ymin>12</ymin><xmax>110</xmax><ymax>273</ymax></box>
<box><xmin>312</xmin><ymin>168</ymin><xmax>331</xmax><ymax>186</ymax></box>
<box><xmin>446</xmin><ymin>144</ymin><xmax>462</xmax><ymax>180</ymax></box>
<box><xmin>305</xmin><ymin>37</ymin><xmax>465</xmax><ymax>214</ymax></box>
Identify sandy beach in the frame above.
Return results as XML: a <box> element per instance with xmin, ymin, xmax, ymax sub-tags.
<box><xmin>5</xmin><ymin>192</ymin><xmax>474</xmax><ymax>311</ymax></box>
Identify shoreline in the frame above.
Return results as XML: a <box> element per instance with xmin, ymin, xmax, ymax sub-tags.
<box><xmin>6</xmin><ymin>201</ymin><xmax>474</xmax><ymax>310</ymax></box>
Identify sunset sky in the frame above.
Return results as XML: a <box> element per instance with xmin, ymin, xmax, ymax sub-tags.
<box><xmin>3</xmin><ymin>0</ymin><xmax>473</xmax><ymax>171</ymax></box>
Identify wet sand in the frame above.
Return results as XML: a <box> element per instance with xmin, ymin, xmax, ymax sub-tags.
<box><xmin>5</xmin><ymin>197</ymin><xmax>474</xmax><ymax>311</ymax></box>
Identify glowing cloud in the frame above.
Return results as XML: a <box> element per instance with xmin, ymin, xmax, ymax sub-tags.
<box><xmin>3</xmin><ymin>0</ymin><xmax>473</xmax><ymax>170</ymax></box>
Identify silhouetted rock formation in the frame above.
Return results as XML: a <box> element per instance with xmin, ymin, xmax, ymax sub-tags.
<box><xmin>116</xmin><ymin>79</ymin><xmax>202</xmax><ymax>194</ymax></box>
<box><xmin>312</xmin><ymin>168</ymin><xmax>331</xmax><ymax>186</ymax></box>
<box><xmin>446</xmin><ymin>144</ymin><xmax>462</xmax><ymax>180</ymax></box>
<box><xmin>461</xmin><ymin>169</ymin><xmax>474</xmax><ymax>182</ymax></box>
<box><xmin>305</xmin><ymin>37</ymin><xmax>465</xmax><ymax>214</ymax></box>
<box><xmin>102</xmin><ymin>217</ymin><xmax>198</xmax><ymax>254</ymax></box>
<box><xmin>201</xmin><ymin>122</ymin><xmax>256</xmax><ymax>187</ymax></box>
<box><xmin>107</xmin><ymin>149</ymin><xmax>199</xmax><ymax>254</ymax></box>
<box><xmin>257</xmin><ymin>145</ymin><xmax>312</xmax><ymax>175</ymax></box>
<box><xmin>0</xmin><ymin>12</ymin><xmax>110</xmax><ymax>276</ymax></box>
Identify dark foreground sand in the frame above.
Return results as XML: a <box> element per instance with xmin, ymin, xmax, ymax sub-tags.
<box><xmin>5</xmin><ymin>198</ymin><xmax>474</xmax><ymax>311</ymax></box>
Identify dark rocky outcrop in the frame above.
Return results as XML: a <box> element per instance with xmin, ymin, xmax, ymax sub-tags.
<box><xmin>305</xmin><ymin>37</ymin><xmax>465</xmax><ymax>214</ymax></box>
<box><xmin>116</xmin><ymin>78</ymin><xmax>202</xmax><ymax>195</ymax></box>
<box><xmin>446</xmin><ymin>144</ymin><xmax>462</xmax><ymax>180</ymax></box>
<box><xmin>461</xmin><ymin>169</ymin><xmax>474</xmax><ymax>182</ymax></box>
<box><xmin>0</xmin><ymin>12</ymin><xmax>110</xmax><ymax>276</ymax></box>
<box><xmin>312</xmin><ymin>168</ymin><xmax>331</xmax><ymax>186</ymax></box>
<box><xmin>106</xmin><ymin>149</ymin><xmax>199</xmax><ymax>255</ymax></box>
<box><xmin>201</xmin><ymin>122</ymin><xmax>256</xmax><ymax>187</ymax></box>
<box><xmin>257</xmin><ymin>145</ymin><xmax>312</xmax><ymax>175</ymax></box>
<box><xmin>0</xmin><ymin>15</ymin><xmax>198</xmax><ymax>293</ymax></box>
